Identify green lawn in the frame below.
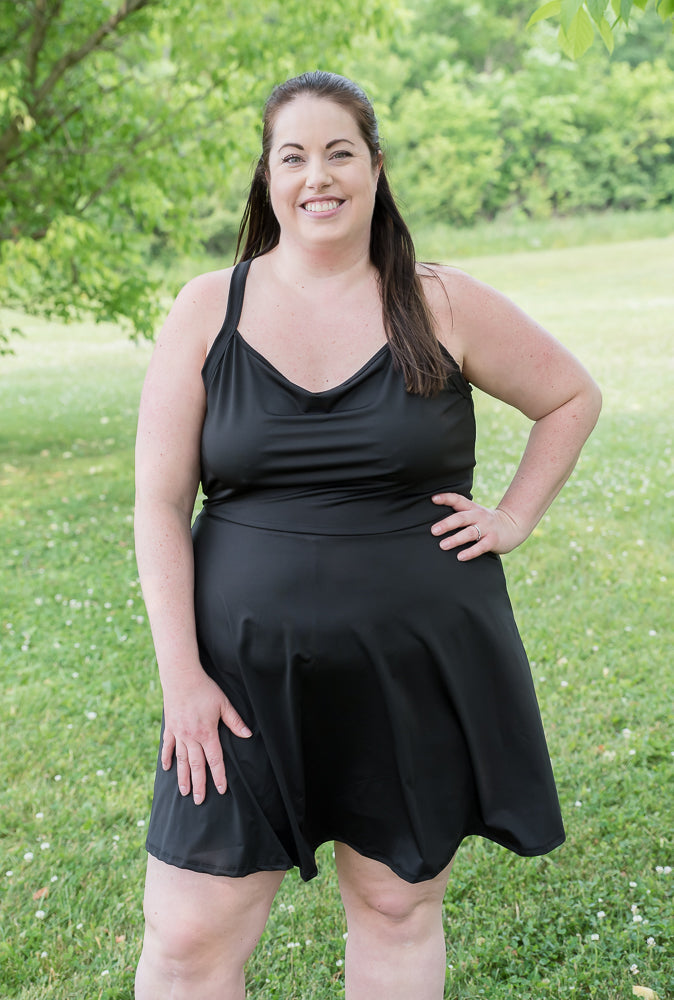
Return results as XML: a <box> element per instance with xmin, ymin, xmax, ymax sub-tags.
<box><xmin>1</xmin><ymin>233</ymin><xmax>672</xmax><ymax>999</ymax></box>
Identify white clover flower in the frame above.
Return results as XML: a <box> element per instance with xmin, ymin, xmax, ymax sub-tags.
<box><xmin>632</xmin><ymin>914</ymin><xmax>643</xmax><ymax>923</ymax></box>
<box><xmin>596</xmin><ymin>911</ymin><xmax>606</xmax><ymax>919</ymax></box>
<box><xmin>286</xmin><ymin>904</ymin><xmax>295</xmax><ymax>913</ymax></box>
<box><xmin>629</xmin><ymin>964</ymin><xmax>639</xmax><ymax>974</ymax></box>
<box><xmin>35</xmin><ymin>910</ymin><xmax>46</xmax><ymax>919</ymax></box>
<box><xmin>647</xmin><ymin>937</ymin><xmax>655</xmax><ymax>947</ymax></box>
<box><xmin>336</xmin><ymin>959</ymin><xmax>344</xmax><ymax>967</ymax></box>
<box><xmin>85</xmin><ymin>711</ymin><xmax>97</xmax><ymax>720</ymax></box>
<box><xmin>40</xmin><ymin>842</ymin><xmax>50</xmax><ymax>850</ymax></box>
<box><xmin>590</xmin><ymin>933</ymin><xmax>599</xmax><ymax>941</ymax></box>
<box><xmin>24</xmin><ymin>852</ymin><xmax>34</xmax><ymax>861</ymax></box>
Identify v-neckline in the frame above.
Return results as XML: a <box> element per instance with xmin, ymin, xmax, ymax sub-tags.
<box><xmin>234</xmin><ymin>329</ymin><xmax>390</xmax><ymax>397</ymax></box>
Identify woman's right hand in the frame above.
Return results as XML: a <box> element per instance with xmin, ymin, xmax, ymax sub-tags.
<box><xmin>161</xmin><ymin>671</ymin><xmax>252</xmax><ymax>804</ymax></box>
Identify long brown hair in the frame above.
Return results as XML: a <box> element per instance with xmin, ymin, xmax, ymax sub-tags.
<box><xmin>236</xmin><ymin>71</ymin><xmax>454</xmax><ymax>396</ymax></box>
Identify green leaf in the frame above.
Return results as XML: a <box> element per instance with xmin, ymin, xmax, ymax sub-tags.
<box><xmin>597</xmin><ymin>14</ymin><xmax>615</xmax><ymax>50</ymax></box>
<box><xmin>586</xmin><ymin>0</ymin><xmax>609</xmax><ymax>25</ymax></box>
<box><xmin>559</xmin><ymin>7</ymin><xmax>596</xmax><ymax>56</ymax></box>
<box><xmin>527</xmin><ymin>1</ymin><xmax>562</xmax><ymax>28</ymax></box>
<box><xmin>561</xmin><ymin>0</ymin><xmax>585</xmax><ymax>33</ymax></box>
<box><xmin>656</xmin><ymin>0</ymin><xmax>674</xmax><ymax>18</ymax></box>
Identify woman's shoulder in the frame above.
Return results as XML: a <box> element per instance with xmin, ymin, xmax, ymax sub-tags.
<box><xmin>161</xmin><ymin>265</ymin><xmax>236</xmax><ymax>355</ymax></box>
<box><xmin>174</xmin><ymin>264</ymin><xmax>235</xmax><ymax>316</ymax></box>
<box><xmin>416</xmin><ymin>262</ymin><xmax>483</xmax><ymax>362</ymax></box>
<box><xmin>417</xmin><ymin>262</ymin><xmax>482</xmax><ymax>301</ymax></box>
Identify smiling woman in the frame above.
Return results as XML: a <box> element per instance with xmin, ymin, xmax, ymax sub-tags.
<box><xmin>267</xmin><ymin>97</ymin><xmax>380</xmax><ymax>250</ymax></box>
<box><xmin>133</xmin><ymin>70</ymin><xmax>601</xmax><ymax>1000</ymax></box>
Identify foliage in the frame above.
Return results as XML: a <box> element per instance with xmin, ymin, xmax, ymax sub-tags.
<box><xmin>0</xmin><ymin>0</ymin><xmax>396</xmax><ymax>347</ymax></box>
<box><xmin>343</xmin><ymin>1</ymin><xmax>674</xmax><ymax>230</ymax></box>
<box><xmin>529</xmin><ymin>0</ymin><xmax>674</xmax><ymax>59</ymax></box>
<box><xmin>2</xmin><ymin>0</ymin><xmax>674</xmax><ymax>345</ymax></box>
<box><xmin>1</xmin><ymin>230</ymin><xmax>673</xmax><ymax>997</ymax></box>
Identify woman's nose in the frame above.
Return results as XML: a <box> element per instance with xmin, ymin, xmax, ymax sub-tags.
<box><xmin>305</xmin><ymin>157</ymin><xmax>332</xmax><ymax>190</ymax></box>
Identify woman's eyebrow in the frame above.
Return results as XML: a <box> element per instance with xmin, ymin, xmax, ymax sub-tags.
<box><xmin>277</xmin><ymin>138</ymin><xmax>356</xmax><ymax>152</ymax></box>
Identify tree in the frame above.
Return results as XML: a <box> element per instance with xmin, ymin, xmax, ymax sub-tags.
<box><xmin>529</xmin><ymin>0</ymin><xmax>674</xmax><ymax>59</ymax></box>
<box><xmin>0</xmin><ymin>0</ymin><xmax>394</xmax><ymax>348</ymax></box>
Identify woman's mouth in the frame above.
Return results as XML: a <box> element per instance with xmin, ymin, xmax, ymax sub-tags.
<box><xmin>301</xmin><ymin>199</ymin><xmax>343</xmax><ymax>214</ymax></box>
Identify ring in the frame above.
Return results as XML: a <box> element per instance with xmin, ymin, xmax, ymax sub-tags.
<box><xmin>473</xmin><ymin>524</ymin><xmax>481</xmax><ymax>542</ymax></box>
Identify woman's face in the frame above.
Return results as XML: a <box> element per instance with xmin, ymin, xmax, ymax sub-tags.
<box><xmin>267</xmin><ymin>95</ymin><xmax>381</xmax><ymax>252</ymax></box>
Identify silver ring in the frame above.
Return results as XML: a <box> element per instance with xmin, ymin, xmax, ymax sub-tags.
<box><xmin>473</xmin><ymin>524</ymin><xmax>481</xmax><ymax>542</ymax></box>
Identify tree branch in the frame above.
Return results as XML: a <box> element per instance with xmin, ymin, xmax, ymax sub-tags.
<box><xmin>33</xmin><ymin>0</ymin><xmax>158</xmax><ymax>106</ymax></box>
<box><xmin>26</xmin><ymin>0</ymin><xmax>63</xmax><ymax>85</ymax></box>
<box><xmin>0</xmin><ymin>0</ymin><xmax>158</xmax><ymax>172</ymax></box>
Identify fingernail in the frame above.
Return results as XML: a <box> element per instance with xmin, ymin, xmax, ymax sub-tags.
<box><xmin>431</xmin><ymin>525</ymin><xmax>441</xmax><ymax>535</ymax></box>
<box><xmin>179</xmin><ymin>785</ymin><xmax>188</xmax><ymax>795</ymax></box>
<box><xmin>194</xmin><ymin>795</ymin><xmax>203</xmax><ymax>805</ymax></box>
<box><xmin>217</xmin><ymin>783</ymin><xmax>226</xmax><ymax>794</ymax></box>
<box><xmin>241</xmin><ymin>726</ymin><xmax>252</xmax><ymax>737</ymax></box>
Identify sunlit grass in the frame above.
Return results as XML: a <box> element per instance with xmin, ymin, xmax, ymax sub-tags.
<box><xmin>1</xmin><ymin>233</ymin><xmax>672</xmax><ymax>999</ymax></box>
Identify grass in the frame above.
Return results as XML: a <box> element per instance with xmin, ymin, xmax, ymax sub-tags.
<box><xmin>1</xmin><ymin>227</ymin><xmax>673</xmax><ymax>999</ymax></box>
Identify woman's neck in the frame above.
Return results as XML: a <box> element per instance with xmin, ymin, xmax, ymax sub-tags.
<box><xmin>268</xmin><ymin>236</ymin><xmax>374</xmax><ymax>287</ymax></box>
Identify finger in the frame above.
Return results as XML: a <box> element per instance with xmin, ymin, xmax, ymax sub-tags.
<box><xmin>456</xmin><ymin>537</ymin><xmax>489</xmax><ymax>562</ymax></box>
<box><xmin>431</xmin><ymin>491</ymin><xmax>471</xmax><ymax>509</ymax></box>
<box><xmin>203</xmin><ymin>736</ymin><xmax>227</xmax><ymax>795</ymax></box>
<box><xmin>220</xmin><ymin>699</ymin><xmax>252</xmax><ymax>739</ymax></box>
<box><xmin>161</xmin><ymin>729</ymin><xmax>176</xmax><ymax>771</ymax></box>
<box><xmin>186</xmin><ymin>749</ymin><xmax>207</xmax><ymax>805</ymax></box>
<box><xmin>175</xmin><ymin>742</ymin><xmax>191</xmax><ymax>797</ymax></box>
<box><xmin>433</xmin><ymin>505</ymin><xmax>479</xmax><ymax>539</ymax></box>
<box><xmin>440</xmin><ymin>523</ymin><xmax>485</xmax><ymax>554</ymax></box>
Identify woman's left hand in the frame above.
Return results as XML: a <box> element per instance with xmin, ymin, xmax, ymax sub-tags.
<box><xmin>430</xmin><ymin>492</ymin><xmax>526</xmax><ymax>562</ymax></box>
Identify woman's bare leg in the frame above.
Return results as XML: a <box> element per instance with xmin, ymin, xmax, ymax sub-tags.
<box><xmin>135</xmin><ymin>856</ymin><xmax>284</xmax><ymax>1000</ymax></box>
<box><xmin>335</xmin><ymin>842</ymin><xmax>454</xmax><ymax>1000</ymax></box>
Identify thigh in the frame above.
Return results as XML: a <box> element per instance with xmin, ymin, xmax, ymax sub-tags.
<box><xmin>142</xmin><ymin>855</ymin><xmax>285</xmax><ymax>953</ymax></box>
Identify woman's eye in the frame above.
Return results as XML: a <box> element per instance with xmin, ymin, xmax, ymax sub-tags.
<box><xmin>331</xmin><ymin>150</ymin><xmax>352</xmax><ymax>160</ymax></box>
<box><xmin>282</xmin><ymin>154</ymin><xmax>303</xmax><ymax>165</ymax></box>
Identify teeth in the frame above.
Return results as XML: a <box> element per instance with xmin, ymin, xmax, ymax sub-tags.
<box><xmin>303</xmin><ymin>200</ymin><xmax>340</xmax><ymax>213</ymax></box>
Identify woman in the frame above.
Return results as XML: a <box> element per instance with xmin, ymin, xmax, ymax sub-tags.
<box><xmin>134</xmin><ymin>71</ymin><xmax>601</xmax><ymax>999</ymax></box>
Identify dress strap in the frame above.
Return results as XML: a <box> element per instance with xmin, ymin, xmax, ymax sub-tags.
<box><xmin>201</xmin><ymin>258</ymin><xmax>253</xmax><ymax>387</ymax></box>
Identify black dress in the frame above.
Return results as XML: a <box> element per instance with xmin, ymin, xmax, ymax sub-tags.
<box><xmin>145</xmin><ymin>258</ymin><xmax>565</xmax><ymax>883</ymax></box>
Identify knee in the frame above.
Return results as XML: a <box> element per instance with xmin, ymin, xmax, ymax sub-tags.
<box><xmin>142</xmin><ymin>897</ymin><xmax>215</xmax><ymax>975</ymax></box>
<box><xmin>344</xmin><ymin>880</ymin><xmax>436</xmax><ymax>930</ymax></box>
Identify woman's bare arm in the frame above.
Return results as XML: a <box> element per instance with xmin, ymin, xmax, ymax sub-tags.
<box><xmin>135</xmin><ymin>270</ymin><xmax>251</xmax><ymax>804</ymax></box>
<box><xmin>429</xmin><ymin>269</ymin><xmax>602</xmax><ymax>558</ymax></box>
